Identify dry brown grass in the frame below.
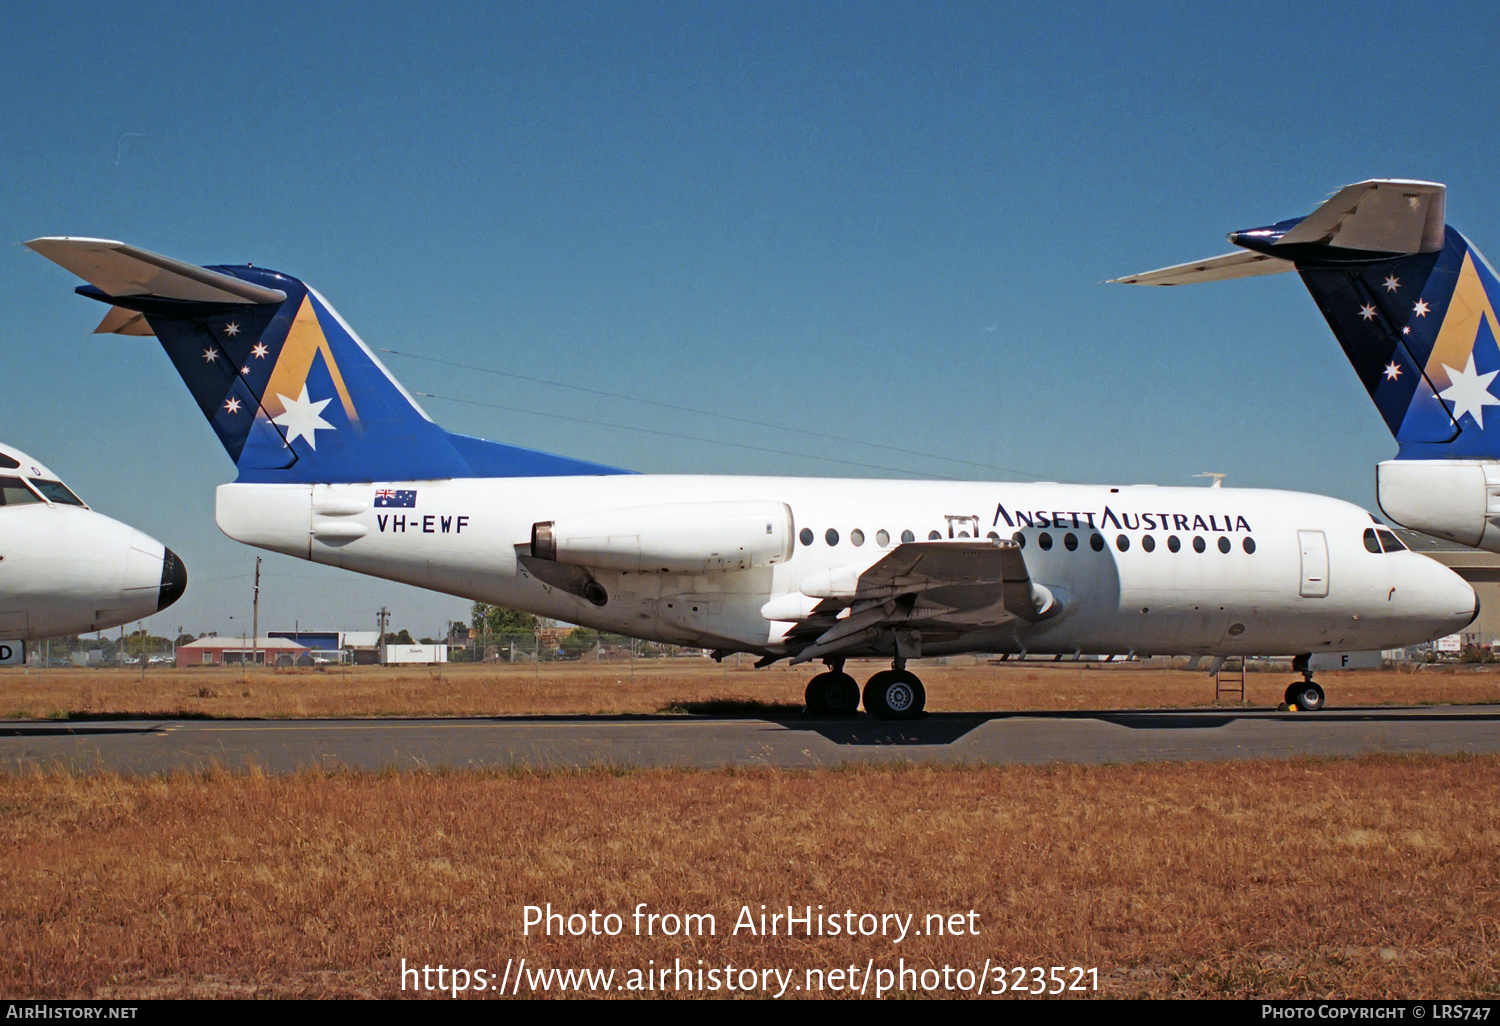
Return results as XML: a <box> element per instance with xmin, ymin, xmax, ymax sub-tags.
<box><xmin>2</xmin><ymin>756</ymin><xmax>1498</xmax><ymax>999</ymax></box>
<box><xmin>3</xmin><ymin>659</ymin><xmax>1500</xmax><ymax>720</ymax></box>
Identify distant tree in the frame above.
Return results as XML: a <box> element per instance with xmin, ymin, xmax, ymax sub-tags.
<box><xmin>391</xmin><ymin>629</ymin><xmax>415</xmax><ymax>646</ymax></box>
<box><xmin>471</xmin><ymin>602</ymin><xmax>539</xmax><ymax>636</ymax></box>
<box><xmin>559</xmin><ymin>627</ymin><xmax>600</xmax><ymax>661</ymax></box>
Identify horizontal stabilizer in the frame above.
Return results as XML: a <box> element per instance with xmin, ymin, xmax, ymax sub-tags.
<box><xmin>1273</xmin><ymin>179</ymin><xmax>1444</xmax><ymax>253</ymax></box>
<box><xmin>25</xmin><ymin>237</ymin><xmax>287</xmax><ymax>306</ymax></box>
<box><xmin>92</xmin><ymin>305</ymin><xmax>153</xmax><ymax>336</ymax></box>
<box><xmin>1108</xmin><ymin>250</ymin><xmax>1294</xmax><ymax>286</ymax></box>
<box><xmin>1112</xmin><ymin>179</ymin><xmax>1448</xmax><ymax>286</ymax></box>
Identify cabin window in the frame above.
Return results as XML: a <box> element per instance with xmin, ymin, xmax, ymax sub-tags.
<box><xmin>850</xmin><ymin>529</ymin><xmax>865</xmax><ymax>547</ymax></box>
<box><xmin>1142</xmin><ymin>535</ymin><xmax>1156</xmax><ymax>552</ymax></box>
<box><xmin>0</xmin><ymin>477</ymin><xmax>42</xmax><ymax>507</ymax></box>
<box><xmin>1167</xmin><ymin>535</ymin><xmax>1181</xmax><ymax>553</ymax></box>
<box><xmin>1192</xmin><ymin>536</ymin><xmax>1206</xmax><ymax>553</ymax></box>
<box><xmin>901</xmin><ymin>530</ymin><xmax>915</xmax><ymax>543</ymax></box>
<box><xmin>1116</xmin><ymin>534</ymin><xmax>1129</xmax><ymax>552</ymax></box>
<box><xmin>799</xmin><ymin>528</ymin><xmax>814</xmax><ymax>547</ymax></box>
<box><xmin>1218</xmin><ymin>536</ymin><xmax>1231</xmax><ymax>553</ymax></box>
<box><xmin>1038</xmin><ymin>532</ymin><xmax>1053</xmax><ymax>551</ymax></box>
<box><xmin>825</xmin><ymin>528</ymin><xmax>839</xmax><ymax>546</ymax></box>
<box><xmin>1013</xmin><ymin>532</ymin><xmax>1026</xmax><ymax>549</ymax></box>
<box><xmin>986</xmin><ymin>531</ymin><xmax>999</xmax><ymax>541</ymax></box>
<box><xmin>1090</xmin><ymin>533</ymin><xmax>1104</xmax><ymax>552</ymax></box>
<box><xmin>876</xmin><ymin>529</ymin><xmax>890</xmax><ymax>547</ymax></box>
<box><xmin>1063</xmin><ymin>533</ymin><xmax>1078</xmax><ymax>551</ymax></box>
<box><xmin>928</xmin><ymin>530</ymin><xmax>941</xmax><ymax>540</ymax></box>
<box><xmin>1243</xmin><ymin>537</ymin><xmax>1256</xmax><ymax>554</ymax></box>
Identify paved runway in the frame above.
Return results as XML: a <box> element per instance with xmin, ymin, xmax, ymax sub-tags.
<box><xmin>1</xmin><ymin>705</ymin><xmax>1497</xmax><ymax>774</ymax></box>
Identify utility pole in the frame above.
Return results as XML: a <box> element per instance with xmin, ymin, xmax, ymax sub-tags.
<box><xmin>377</xmin><ymin>606</ymin><xmax>390</xmax><ymax>666</ymax></box>
<box><xmin>251</xmin><ymin>557</ymin><xmax>262</xmax><ymax>669</ymax></box>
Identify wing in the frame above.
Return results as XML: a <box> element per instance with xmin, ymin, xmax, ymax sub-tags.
<box><xmin>765</xmin><ymin>540</ymin><xmax>1060</xmax><ymax>664</ymax></box>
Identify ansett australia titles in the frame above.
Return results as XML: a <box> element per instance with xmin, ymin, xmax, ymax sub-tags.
<box><xmin>522</xmin><ymin>904</ymin><xmax>980</xmax><ymax>944</ymax></box>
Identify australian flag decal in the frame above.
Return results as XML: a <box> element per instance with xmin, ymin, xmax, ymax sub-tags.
<box><xmin>374</xmin><ymin>489</ymin><xmax>417</xmax><ymax>508</ymax></box>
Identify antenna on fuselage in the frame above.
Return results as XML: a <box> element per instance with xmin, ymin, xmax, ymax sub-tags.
<box><xmin>1194</xmin><ymin>472</ymin><xmax>1226</xmax><ymax>488</ymax></box>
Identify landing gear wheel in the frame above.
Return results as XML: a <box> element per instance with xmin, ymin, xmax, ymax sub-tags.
<box><xmin>863</xmin><ymin>670</ymin><xmax>926</xmax><ymax>720</ymax></box>
<box><xmin>805</xmin><ymin>672</ymin><xmax>860</xmax><ymax>717</ymax></box>
<box><xmin>1284</xmin><ymin>680</ymin><xmax>1325</xmax><ymax>711</ymax></box>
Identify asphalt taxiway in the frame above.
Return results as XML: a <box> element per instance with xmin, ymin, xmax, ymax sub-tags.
<box><xmin>1</xmin><ymin>705</ymin><xmax>1497</xmax><ymax>774</ymax></box>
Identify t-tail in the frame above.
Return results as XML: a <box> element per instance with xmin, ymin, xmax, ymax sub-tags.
<box><xmin>1112</xmin><ymin>179</ymin><xmax>1500</xmax><ymax>553</ymax></box>
<box><xmin>26</xmin><ymin>238</ymin><xmax>627</xmax><ymax>484</ymax></box>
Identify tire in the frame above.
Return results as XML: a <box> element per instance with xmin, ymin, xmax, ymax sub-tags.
<box><xmin>805</xmin><ymin>674</ymin><xmax>831</xmax><ymax>715</ymax></box>
<box><xmin>805</xmin><ymin>672</ymin><xmax>860</xmax><ymax>717</ymax></box>
<box><xmin>1290</xmin><ymin>681</ymin><xmax>1325</xmax><ymax>712</ymax></box>
<box><xmin>821</xmin><ymin>672</ymin><xmax>861</xmax><ymax>717</ymax></box>
<box><xmin>863</xmin><ymin>670</ymin><xmax>926</xmax><ymax>720</ymax></box>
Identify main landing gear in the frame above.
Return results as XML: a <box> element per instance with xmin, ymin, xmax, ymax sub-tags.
<box><xmin>1283</xmin><ymin>655</ymin><xmax>1325</xmax><ymax>712</ymax></box>
<box><xmin>804</xmin><ymin>658</ymin><xmax>927</xmax><ymax>720</ymax></box>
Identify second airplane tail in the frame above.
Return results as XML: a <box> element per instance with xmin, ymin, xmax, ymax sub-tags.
<box><xmin>1113</xmin><ymin>179</ymin><xmax>1500</xmax><ymax>461</ymax></box>
<box><xmin>26</xmin><ymin>238</ymin><xmax>626</xmax><ymax>484</ymax></box>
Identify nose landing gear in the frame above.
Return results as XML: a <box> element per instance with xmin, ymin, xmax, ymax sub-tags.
<box><xmin>1284</xmin><ymin>655</ymin><xmax>1325</xmax><ymax>711</ymax></box>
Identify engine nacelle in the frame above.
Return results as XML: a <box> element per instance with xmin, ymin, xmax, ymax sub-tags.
<box><xmin>1377</xmin><ymin>459</ymin><xmax>1500</xmax><ymax>552</ymax></box>
<box><xmin>531</xmin><ymin>501</ymin><xmax>794</xmax><ymax>573</ymax></box>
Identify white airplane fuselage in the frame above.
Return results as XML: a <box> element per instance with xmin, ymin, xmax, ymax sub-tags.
<box><xmin>0</xmin><ymin>444</ymin><xmax>186</xmax><ymax>642</ymax></box>
<box><xmin>217</xmin><ymin>476</ymin><xmax>1477</xmax><ymax>659</ymax></box>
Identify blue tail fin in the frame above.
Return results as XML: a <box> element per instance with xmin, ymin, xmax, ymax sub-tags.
<box><xmin>1113</xmin><ymin>179</ymin><xmax>1500</xmax><ymax>461</ymax></box>
<box><xmin>27</xmin><ymin>238</ymin><xmax>626</xmax><ymax>483</ymax></box>
<box><xmin>1296</xmin><ymin>228</ymin><xmax>1500</xmax><ymax>459</ymax></box>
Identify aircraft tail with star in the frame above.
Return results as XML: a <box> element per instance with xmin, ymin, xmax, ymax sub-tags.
<box><xmin>1113</xmin><ymin>178</ymin><xmax>1500</xmax><ymax>552</ymax></box>
<box><xmin>26</xmin><ymin>238</ymin><xmax>626</xmax><ymax>485</ymax></box>
<box><xmin>1111</xmin><ymin>179</ymin><xmax>1500</xmax><ymax>460</ymax></box>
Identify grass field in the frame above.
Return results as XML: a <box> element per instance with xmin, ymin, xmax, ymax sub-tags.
<box><xmin>4</xmin><ymin>657</ymin><xmax>1499</xmax><ymax>720</ymax></box>
<box><xmin>2</xmin><ymin>660</ymin><xmax>1497</xmax><ymax>1000</ymax></box>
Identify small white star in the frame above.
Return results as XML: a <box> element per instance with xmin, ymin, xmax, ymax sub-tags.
<box><xmin>224</xmin><ymin>322</ymin><xmax>240</xmax><ymax>337</ymax></box>
<box><xmin>251</xmin><ymin>343</ymin><xmax>269</xmax><ymax>359</ymax></box>
<box><xmin>223</xmin><ymin>397</ymin><xmax>242</xmax><ymax>414</ymax></box>
<box><xmin>240</xmin><ymin>367</ymin><xmax>250</xmax><ymax>375</ymax></box>
<box><xmin>1359</xmin><ymin>304</ymin><xmax>1377</xmax><ymax>321</ymax></box>
<box><xmin>1383</xmin><ymin>275</ymin><xmax>1400</xmax><ymax>292</ymax></box>
<box><xmin>1414</xmin><ymin>299</ymin><xmax>1430</xmax><ymax>317</ymax></box>
<box><xmin>1384</xmin><ymin>362</ymin><xmax>1402</xmax><ymax>381</ymax></box>
<box><xmin>272</xmin><ymin>385</ymin><xmax>335</xmax><ymax>449</ymax></box>
<box><xmin>1403</xmin><ymin>327</ymin><xmax>1411</xmax><ymax>335</ymax></box>
<box><xmin>202</xmin><ymin>348</ymin><xmax>219</xmax><ymax>363</ymax></box>
<box><xmin>1439</xmin><ymin>354</ymin><xmax>1500</xmax><ymax>429</ymax></box>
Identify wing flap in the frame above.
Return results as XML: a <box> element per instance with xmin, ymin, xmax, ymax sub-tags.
<box><xmin>781</xmin><ymin>540</ymin><xmax>1057</xmax><ymax>663</ymax></box>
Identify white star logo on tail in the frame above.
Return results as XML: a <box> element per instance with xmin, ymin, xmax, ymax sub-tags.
<box><xmin>1439</xmin><ymin>355</ymin><xmax>1500</xmax><ymax>429</ymax></box>
<box><xmin>1383</xmin><ymin>275</ymin><xmax>1400</xmax><ymax>292</ymax></box>
<box><xmin>1384</xmin><ymin>362</ymin><xmax>1402</xmax><ymax>381</ymax></box>
<box><xmin>1359</xmin><ymin>304</ymin><xmax>1377</xmax><ymax>321</ymax></box>
<box><xmin>272</xmin><ymin>385</ymin><xmax>335</xmax><ymax>449</ymax></box>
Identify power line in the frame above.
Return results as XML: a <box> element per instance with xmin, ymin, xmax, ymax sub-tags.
<box><xmin>415</xmin><ymin>391</ymin><xmax>958</xmax><ymax>479</ymax></box>
<box><xmin>380</xmin><ymin>346</ymin><xmax>1049</xmax><ymax>480</ymax></box>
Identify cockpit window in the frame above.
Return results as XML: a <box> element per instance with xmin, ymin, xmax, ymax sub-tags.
<box><xmin>1363</xmin><ymin>527</ymin><xmax>1409</xmax><ymax>553</ymax></box>
<box><xmin>0</xmin><ymin>476</ymin><xmax>42</xmax><ymax>506</ymax></box>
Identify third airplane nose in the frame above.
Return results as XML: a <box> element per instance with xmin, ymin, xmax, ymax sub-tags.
<box><xmin>158</xmin><ymin>547</ymin><xmax>187</xmax><ymax>612</ymax></box>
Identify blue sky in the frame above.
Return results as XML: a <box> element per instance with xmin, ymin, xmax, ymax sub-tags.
<box><xmin>1</xmin><ymin>1</ymin><xmax>1496</xmax><ymax>639</ymax></box>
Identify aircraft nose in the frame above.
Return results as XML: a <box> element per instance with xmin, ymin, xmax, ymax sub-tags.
<box><xmin>158</xmin><ymin>547</ymin><xmax>187</xmax><ymax>611</ymax></box>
